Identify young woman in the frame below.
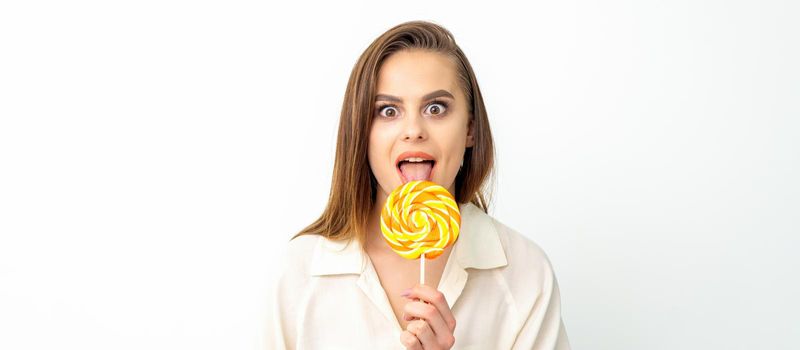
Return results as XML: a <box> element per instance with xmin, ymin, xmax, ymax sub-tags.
<box><xmin>267</xmin><ymin>20</ymin><xmax>571</xmax><ymax>350</ymax></box>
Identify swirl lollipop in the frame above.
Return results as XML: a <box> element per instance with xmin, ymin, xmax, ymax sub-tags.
<box><xmin>380</xmin><ymin>180</ymin><xmax>461</xmax><ymax>284</ymax></box>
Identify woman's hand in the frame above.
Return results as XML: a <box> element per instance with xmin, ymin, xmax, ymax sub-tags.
<box><xmin>399</xmin><ymin>284</ymin><xmax>457</xmax><ymax>350</ymax></box>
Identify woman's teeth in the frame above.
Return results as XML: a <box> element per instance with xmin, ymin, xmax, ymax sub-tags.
<box><xmin>402</xmin><ymin>157</ymin><xmax>428</xmax><ymax>162</ymax></box>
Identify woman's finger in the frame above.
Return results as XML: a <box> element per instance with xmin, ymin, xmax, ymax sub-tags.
<box><xmin>400</xmin><ymin>330</ymin><xmax>423</xmax><ymax>350</ymax></box>
<box><xmin>403</xmin><ymin>300</ymin><xmax>451</xmax><ymax>342</ymax></box>
<box><xmin>403</xmin><ymin>284</ymin><xmax>457</xmax><ymax>332</ymax></box>
<box><xmin>406</xmin><ymin>319</ymin><xmax>441</xmax><ymax>350</ymax></box>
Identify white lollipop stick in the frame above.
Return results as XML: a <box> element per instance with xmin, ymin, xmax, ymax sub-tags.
<box><xmin>420</xmin><ymin>252</ymin><xmax>426</xmax><ymax>285</ymax></box>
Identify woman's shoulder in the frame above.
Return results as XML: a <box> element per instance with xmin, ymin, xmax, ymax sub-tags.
<box><xmin>470</xmin><ymin>210</ymin><xmax>565</xmax><ymax>321</ymax></box>
<box><xmin>278</xmin><ymin>233</ymin><xmax>323</xmax><ymax>274</ymax></box>
<box><xmin>495</xmin><ymin>218</ymin><xmax>553</xmax><ymax>266</ymax></box>
<box><xmin>277</xmin><ymin>233</ymin><xmax>359</xmax><ymax>278</ymax></box>
<box><xmin>286</xmin><ymin>233</ymin><xmax>323</xmax><ymax>255</ymax></box>
<box><xmin>476</xmin><ymin>208</ymin><xmax>559</xmax><ymax>285</ymax></box>
<box><xmin>269</xmin><ymin>234</ymin><xmax>323</xmax><ymax>301</ymax></box>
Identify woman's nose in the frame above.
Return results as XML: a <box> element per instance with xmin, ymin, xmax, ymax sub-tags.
<box><xmin>401</xmin><ymin>113</ymin><xmax>427</xmax><ymax>142</ymax></box>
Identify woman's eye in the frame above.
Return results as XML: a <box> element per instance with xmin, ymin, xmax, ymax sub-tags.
<box><xmin>425</xmin><ymin>101</ymin><xmax>448</xmax><ymax>116</ymax></box>
<box><xmin>377</xmin><ymin>105</ymin><xmax>399</xmax><ymax>118</ymax></box>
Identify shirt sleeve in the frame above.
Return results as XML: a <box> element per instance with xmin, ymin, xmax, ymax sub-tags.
<box><xmin>511</xmin><ymin>263</ymin><xmax>571</xmax><ymax>350</ymax></box>
<box><xmin>264</xmin><ymin>243</ymin><xmax>302</xmax><ymax>350</ymax></box>
<box><xmin>264</xmin><ymin>270</ymin><xmax>291</xmax><ymax>350</ymax></box>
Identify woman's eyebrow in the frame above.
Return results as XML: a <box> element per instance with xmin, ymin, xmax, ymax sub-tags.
<box><xmin>375</xmin><ymin>89</ymin><xmax>455</xmax><ymax>103</ymax></box>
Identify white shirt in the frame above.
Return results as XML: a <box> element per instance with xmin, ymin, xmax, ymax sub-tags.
<box><xmin>265</xmin><ymin>203</ymin><xmax>571</xmax><ymax>349</ymax></box>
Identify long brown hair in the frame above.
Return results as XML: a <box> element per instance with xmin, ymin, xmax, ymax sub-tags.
<box><xmin>292</xmin><ymin>20</ymin><xmax>495</xmax><ymax>248</ymax></box>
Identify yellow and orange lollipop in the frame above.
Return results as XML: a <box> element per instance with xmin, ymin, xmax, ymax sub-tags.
<box><xmin>380</xmin><ymin>180</ymin><xmax>461</xmax><ymax>284</ymax></box>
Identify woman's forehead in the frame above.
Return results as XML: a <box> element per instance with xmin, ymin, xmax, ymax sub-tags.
<box><xmin>376</xmin><ymin>50</ymin><xmax>462</xmax><ymax>101</ymax></box>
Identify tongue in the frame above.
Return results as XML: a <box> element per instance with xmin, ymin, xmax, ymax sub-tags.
<box><xmin>399</xmin><ymin>161</ymin><xmax>433</xmax><ymax>182</ymax></box>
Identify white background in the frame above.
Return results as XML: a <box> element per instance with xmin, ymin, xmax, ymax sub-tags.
<box><xmin>1</xmin><ymin>1</ymin><xmax>798</xmax><ymax>349</ymax></box>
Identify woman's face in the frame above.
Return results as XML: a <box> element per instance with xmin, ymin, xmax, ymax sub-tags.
<box><xmin>368</xmin><ymin>49</ymin><xmax>475</xmax><ymax>205</ymax></box>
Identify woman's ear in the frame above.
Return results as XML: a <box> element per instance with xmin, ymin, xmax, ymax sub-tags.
<box><xmin>466</xmin><ymin>117</ymin><xmax>475</xmax><ymax>148</ymax></box>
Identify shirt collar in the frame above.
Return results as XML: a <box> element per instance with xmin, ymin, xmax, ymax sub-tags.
<box><xmin>309</xmin><ymin>202</ymin><xmax>508</xmax><ymax>276</ymax></box>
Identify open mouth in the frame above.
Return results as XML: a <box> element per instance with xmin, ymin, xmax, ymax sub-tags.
<box><xmin>396</xmin><ymin>152</ymin><xmax>436</xmax><ymax>184</ymax></box>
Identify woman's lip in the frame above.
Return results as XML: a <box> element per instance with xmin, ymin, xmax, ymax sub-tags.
<box><xmin>395</xmin><ymin>151</ymin><xmax>436</xmax><ymax>166</ymax></box>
